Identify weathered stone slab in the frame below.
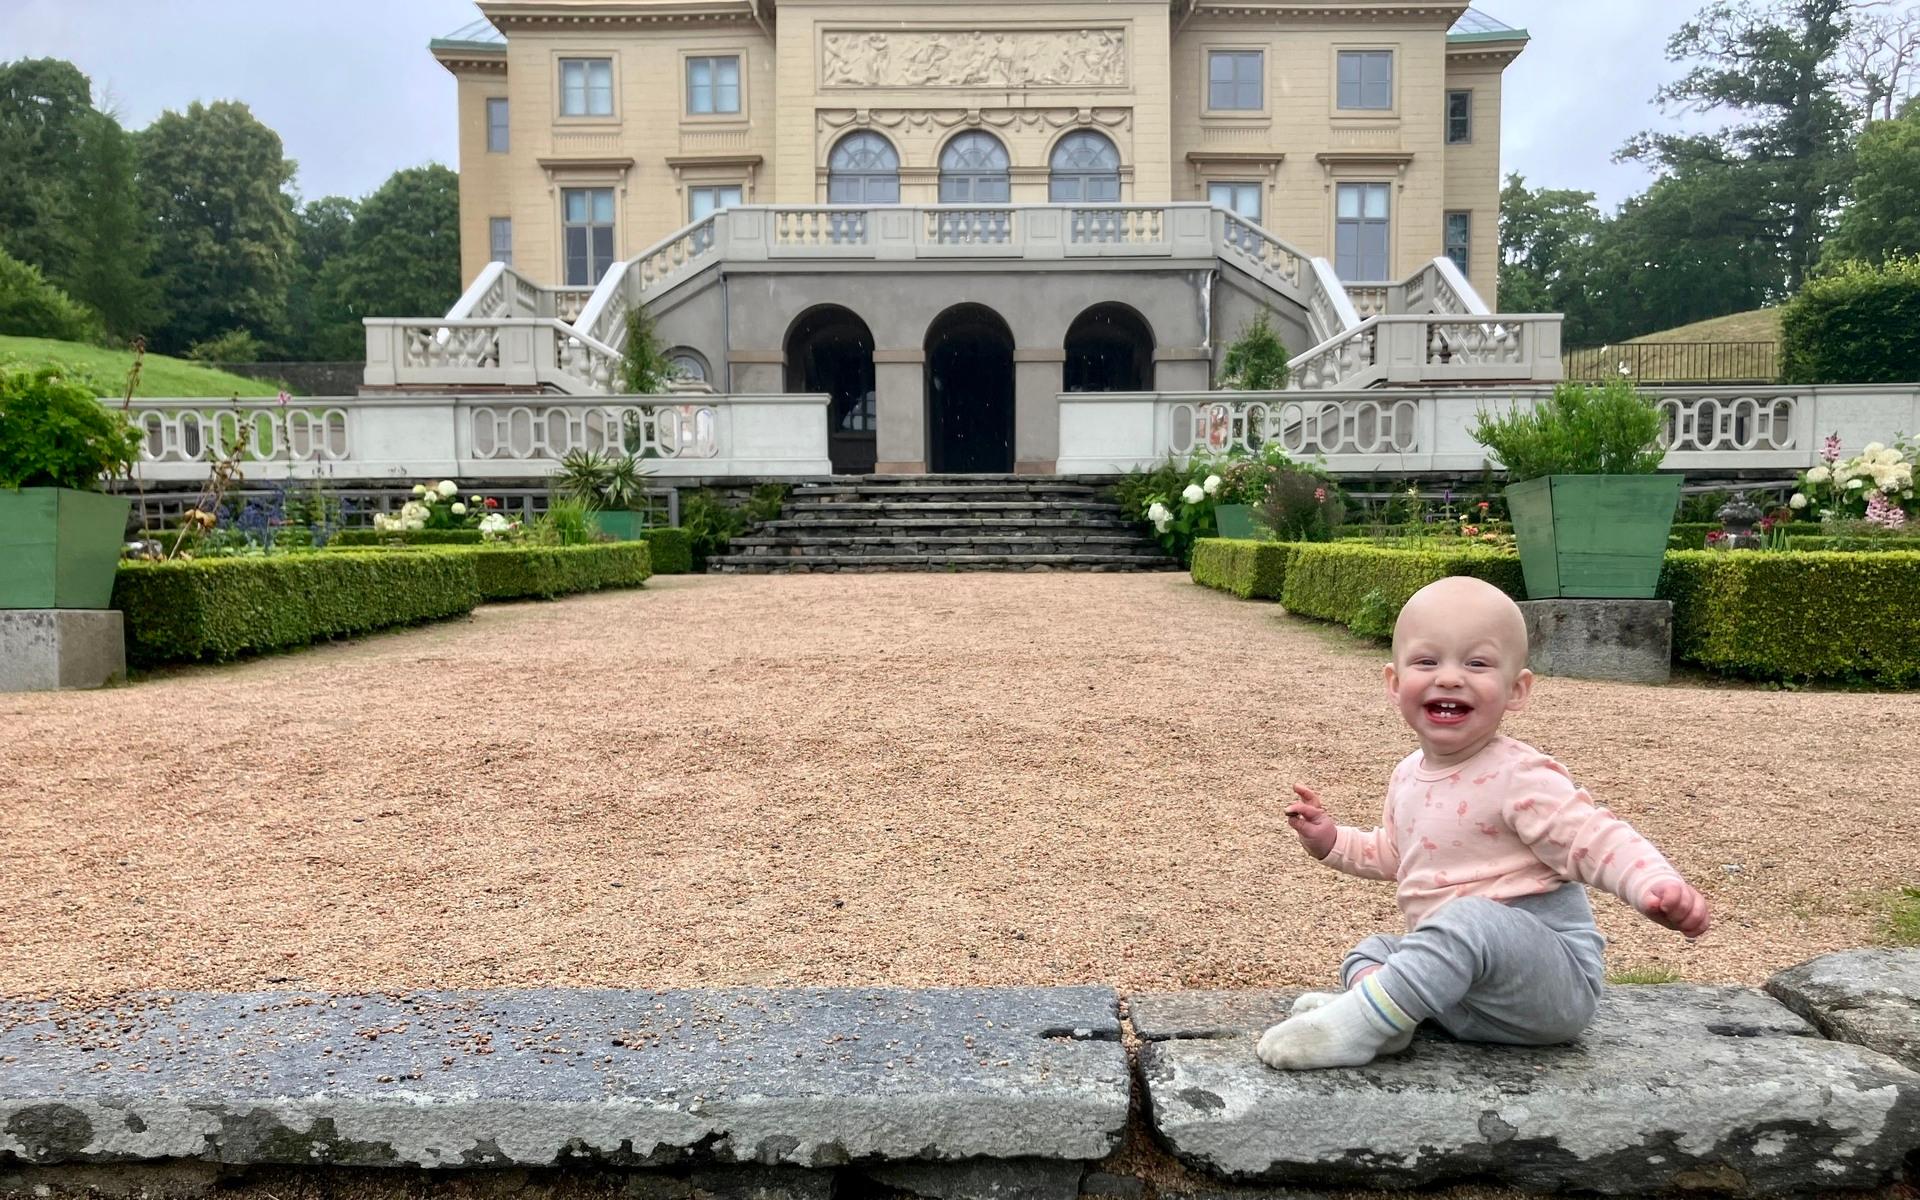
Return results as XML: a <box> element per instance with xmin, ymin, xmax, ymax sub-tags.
<box><xmin>0</xmin><ymin>988</ymin><xmax>1127</xmax><ymax>1169</ymax></box>
<box><xmin>860</xmin><ymin>1157</ymin><xmax>1085</xmax><ymax>1200</ymax></box>
<box><xmin>1518</xmin><ymin>598</ymin><xmax>1671</xmax><ymax>684</ymax></box>
<box><xmin>1135</xmin><ymin>985</ymin><xmax>1920</xmax><ymax>1195</ymax></box>
<box><xmin>1766</xmin><ymin>947</ymin><xmax>1920</xmax><ymax>1072</ymax></box>
<box><xmin>0</xmin><ymin>610</ymin><xmax>125</xmax><ymax>691</ymax></box>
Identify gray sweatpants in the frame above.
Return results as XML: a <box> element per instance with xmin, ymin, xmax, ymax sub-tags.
<box><xmin>1343</xmin><ymin>885</ymin><xmax>1606</xmax><ymax>1046</ymax></box>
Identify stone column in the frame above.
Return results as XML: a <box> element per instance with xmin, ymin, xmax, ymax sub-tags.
<box><xmin>1154</xmin><ymin>346</ymin><xmax>1212</xmax><ymax>392</ymax></box>
<box><xmin>873</xmin><ymin>348</ymin><xmax>926</xmax><ymax>474</ymax></box>
<box><xmin>1013</xmin><ymin>349</ymin><xmax>1066</xmax><ymax>475</ymax></box>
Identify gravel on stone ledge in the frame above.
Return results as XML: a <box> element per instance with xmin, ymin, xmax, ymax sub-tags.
<box><xmin>1</xmin><ymin>574</ymin><xmax>1914</xmax><ymax>1004</ymax></box>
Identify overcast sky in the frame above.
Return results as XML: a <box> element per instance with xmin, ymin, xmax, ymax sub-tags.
<box><xmin>10</xmin><ymin>0</ymin><xmax>1703</xmax><ymax>211</ymax></box>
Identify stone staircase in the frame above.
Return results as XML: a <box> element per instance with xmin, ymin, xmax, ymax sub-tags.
<box><xmin>710</xmin><ymin>475</ymin><xmax>1177</xmax><ymax>573</ymax></box>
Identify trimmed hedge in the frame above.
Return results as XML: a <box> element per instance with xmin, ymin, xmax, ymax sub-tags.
<box><xmin>1191</xmin><ymin>538</ymin><xmax>1293</xmax><ymax>599</ymax></box>
<box><xmin>1659</xmin><ymin>550</ymin><xmax>1920</xmax><ymax>686</ymax></box>
<box><xmin>1781</xmin><ymin>255</ymin><xmax>1920</xmax><ymax>384</ymax></box>
<box><xmin>639</xmin><ymin>527</ymin><xmax>693</xmax><ymax>574</ymax></box>
<box><xmin>112</xmin><ymin>552</ymin><xmax>478</xmax><ymax>668</ymax></box>
<box><xmin>469</xmin><ymin>543</ymin><xmax>652</xmax><ymax>600</ymax></box>
<box><xmin>328</xmin><ymin>528</ymin><xmax>485</xmax><ymax>547</ymax></box>
<box><xmin>1785</xmin><ymin>535</ymin><xmax>1920</xmax><ymax>553</ymax></box>
<box><xmin>1335</xmin><ymin>522</ymin><xmax>1512</xmax><ymax>540</ymax></box>
<box><xmin>1280</xmin><ymin>543</ymin><xmax>1526</xmax><ymax>639</ymax></box>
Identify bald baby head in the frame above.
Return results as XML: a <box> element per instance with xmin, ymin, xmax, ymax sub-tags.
<box><xmin>1391</xmin><ymin>576</ymin><xmax>1530</xmax><ymax>677</ymax></box>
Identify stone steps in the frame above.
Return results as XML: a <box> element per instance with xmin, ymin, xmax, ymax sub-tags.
<box><xmin>725</xmin><ymin>475</ymin><xmax>1169</xmax><ymax>573</ymax></box>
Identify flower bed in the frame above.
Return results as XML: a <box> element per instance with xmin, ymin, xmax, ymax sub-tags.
<box><xmin>1191</xmin><ymin>538</ymin><xmax>1294</xmax><ymax>600</ymax></box>
<box><xmin>329</xmin><ymin>528</ymin><xmax>486</xmax><ymax>547</ymax></box>
<box><xmin>1659</xmin><ymin>550</ymin><xmax>1920</xmax><ymax>686</ymax></box>
<box><xmin>113</xmin><ymin>552</ymin><xmax>478</xmax><ymax>668</ymax></box>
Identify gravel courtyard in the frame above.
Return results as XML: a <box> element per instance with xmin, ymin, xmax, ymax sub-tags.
<box><xmin>2</xmin><ymin>573</ymin><xmax>1913</xmax><ymax>1001</ymax></box>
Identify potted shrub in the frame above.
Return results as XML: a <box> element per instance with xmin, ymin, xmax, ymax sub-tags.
<box><xmin>0</xmin><ymin>367</ymin><xmax>142</xmax><ymax>608</ymax></box>
<box><xmin>1472</xmin><ymin>378</ymin><xmax>1680</xmax><ymax>599</ymax></box>
<box><xmin>555</xmin><ymin>449</ymin><xmax>651</xmax><ymax>539</ymax></box>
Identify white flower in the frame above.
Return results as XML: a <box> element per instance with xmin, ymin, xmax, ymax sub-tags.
<box><xmin>436</xmin><ymin>480</ymin><xmax>459</xmax><ymax>498</ymax></box>
<box><xmin>1203</xmin><ymin>474</ymin><xmax>1223</xmax><ymax>496</ymax></box>
<box><xmin>405</xmin><ymin>519</ymin><xmax>425</xmax><ymax>531</ymax></box>
<box><xmin>411</xmin><ymin>484</ymin><xmax>427</xmax><ymax>497</ymax></box>
<box><xmin>1806</xmin><ymin>465</ymin><xmax>1830</xmax><ymax>484</ymax></box>
<box><xmin>1182</xmin><ymin>483</ymin><xmax>1206</xmax><ymax>504</ymax></box>
<box><xmin>451</xmin><ymin>503</ymin><xmax>467</xmax><ymax>516</ymax></box>
<box><xmin>1617</xmin><ymin>362</ymin><xmax>1631</xmax><ymax>376</ymax></box>
<box><xmin>469</xmin><ymin>494</ymin><xmax>483</xmax><ymax>505</ymax></box>
<box><xmin>1848</xmin><ymin>478</ymin><xmax>1865</xmax><ymax>488</ymax></box>
<box><xmin>1153</xmin><ymin>516</ymin><xmax>1172</xmax><ymax>534</ymax></box>
<box><xmin>1789</xmin><ymin>493</ymin><xmax>1807</xmax><ymax>509</ymax></box>
<box><xmin>1864</xmin><ymin>442</ymin><xmax>1885</xmax><ymax>456</ymax></box>
<box><xmin>479</xmin><ymin>513</ymin><xmax>510</xmax><ymax>536</ymax></box>
<box><xmin>373</xmin><ymin>514</ymin><xmax>390</xmax><ymax>531</ymax></box>
<box><xmin>1146</xmin><ymin>501</ymin><xmax>1171</xmax><ymax>523</ymax></box>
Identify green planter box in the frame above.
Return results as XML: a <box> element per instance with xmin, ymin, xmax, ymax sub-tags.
<box><xmin>1214</xmin><ymin>504</ymin><xmax>1261</xmax><ymax>540</ymax></box>
<box><xmin>0</xmin><ymin>487</ymin><xmax>133</xmax><ymax>609</ymax></box>
<box><xmin>592</xmin><ymin>510</ymin><xmax>648</xmax><ymax>541</ymax></box>
<box><xmin>1505</xmin><ymin>474</ymin><xmax>1682</xmax><ymax>599</ymax></box>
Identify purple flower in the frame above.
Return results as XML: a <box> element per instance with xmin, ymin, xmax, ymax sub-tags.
<box><xmin>1823</xmin><ymin>433</ymin><xmax>1842</xmax><ymax>464</ymax></box>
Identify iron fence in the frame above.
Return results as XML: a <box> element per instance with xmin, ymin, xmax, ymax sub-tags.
<box><xmin>1565</xmin><ymin>341</ymin><xmax>1780</xmax><ymax>385</ymax></box>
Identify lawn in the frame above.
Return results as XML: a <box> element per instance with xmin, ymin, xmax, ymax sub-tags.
<box><xmin>1626</xmin><ymin>308</ymin><xmax>1783</xmax><ymax>345</ymax></box>
<box><xmin>0</xmin><ymin>334</ymin><xmax>282</xmax><ymax>398</ymax></box>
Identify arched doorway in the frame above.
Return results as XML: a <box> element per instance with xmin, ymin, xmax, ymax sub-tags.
<box><xmin>1064</xmin><ymin>304</ymin><xmax>1155</xmax><ymax>392</ymax></box>
<box><xmin>924</xmin><ymin>304</ymin><xmax>1014</xmax><ymax>475</ymax></box>
<box><xmin>786</xmin><ymin>306</ymin><xmax>877</xmax><ymax>474</ymax></box>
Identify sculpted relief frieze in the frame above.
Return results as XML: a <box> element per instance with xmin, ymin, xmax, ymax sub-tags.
<box><xmin>817</xmin><ymin>108</ymin><xmax>1133</xmax><ymax>136</ymax></box>
<box><xmin>821</xmin><ymin>29</ymin><xmax>1128</xmax><ymax>90</ymax></box>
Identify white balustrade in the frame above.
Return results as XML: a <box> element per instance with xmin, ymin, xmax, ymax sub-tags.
<box><xmin>1069</xmin><ymin>206</ymin><xmax>1164</xmax><ymax>247</ymax></box>
<box><xmin>1055</xmin><ymin>384</ymin><xmax>1920</xmax><ymax>476</ymax></box>
<box><xmin>1345</xmin><ymin>285</ymin><xmax>1390</xmax><ymax>319</ymax></box>
<box><xmin>113</xmin><ymin>394</ymin><xmax>834</xmax><ymax>482</ymax></box>
<box><xmin>925</xmin><ymin>207</ymin><xmax>1016</xmax><ymax>247</ymax></box>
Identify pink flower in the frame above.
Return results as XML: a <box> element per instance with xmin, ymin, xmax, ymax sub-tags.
<box><xmin>1866</xmin><ymin>491</ymin><xmax>1908</xmax><ymax>529</ymax></box>
<box><xmin>1823</xmin><ymin>433</ymin><xmax>1842</xmax><ymax>464</ymax></box>
<box><xmin>1314</xmin><ymin>487</ymin><xmax>1327</xmax><ymax>502</ymax></box>
<box><xmin>1478</xmin><ymin>501</ymin><xmax>1490</xmax><ymax>512</ymax></box>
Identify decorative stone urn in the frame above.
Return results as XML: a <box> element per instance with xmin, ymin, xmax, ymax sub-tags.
<box><xmin>1715</xmin><ymin>497</ymin><xmax>1765</xmax><ymax>549</ymax></box>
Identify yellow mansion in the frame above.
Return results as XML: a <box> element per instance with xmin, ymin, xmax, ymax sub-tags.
<box><xmin>434</xmin><ymin>1</ymin><xmax>1525</xmax><ymax>299</ymax></box>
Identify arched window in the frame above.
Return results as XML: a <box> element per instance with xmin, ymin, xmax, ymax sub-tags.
<box><xmin>939</xmin><ymin>132</ymin><xmax>1010</xmax><ymax>203</ymax></box>
<box><xmin>828</xmin><ymin>132</ymin><xmax>900</xmax><ymax>204</ymax></box>
<box><xmin>1048</xmin><ymin>131</ymin><xmax>1121</xmax><ymax>202</ymax></box>
<box><xmin>666</xmin><ymin>347</ymin><xmax>709</xmax><ymax>383</ymax></box>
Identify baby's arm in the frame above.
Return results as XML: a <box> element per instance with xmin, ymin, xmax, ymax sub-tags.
<box><xmin>1287</xmin><ymin>784</ymin><xmax>1400</xmax><ymax>881</ymax></box>
<box><xmin>1503</xmin><ymin>759</ymin><xmax>1710</xmax><ymax>937</ymax></box>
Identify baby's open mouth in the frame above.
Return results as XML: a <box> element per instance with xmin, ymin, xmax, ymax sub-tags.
<box><xmin>1424</xmin><ymin>699</ymin><xmax>1473</xmax><ymax>724</ymax></box>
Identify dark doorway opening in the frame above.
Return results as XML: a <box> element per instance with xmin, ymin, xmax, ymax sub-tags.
<box><xmin>1064</xmin><ymin>304</ymin><xmax>1155</xmax><ymax>392</ymax></box>
<box><xmin>786</xmin><ymin>306</ymin><xmax>877</xmax><ymax>474</ymax></box>
<box><xmin>924</xmin><ymin>304</ymin><xmax>1015</xmax><ymax>474</ymax></box>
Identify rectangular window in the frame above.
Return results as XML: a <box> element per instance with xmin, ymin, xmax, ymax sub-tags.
<box><xmin>486</xmin><ymin>97</ymin><xmax>509</xmax><ymax>152</ymax></box>
<box><xmin>686</xmin><ymin>55</ymin><xmax>742</xmax><ymax>115</ymax></box>
<box><xmin>1446</xmin><ymin>89</ymin><xmax>1472</xmax><ymax>144</ymax></box>
<box><xmin>1207</xmin><ymin>50</ymin><xmax>1262</xmax><ymax>111</ymax></box>
<box><xmin>559</xmin><ymin>58</ymin><xmax>614</xmax><ymax>117</ymax></box>
<box><xmin>689</xmin><ymin>185</ymin><xmax>743</xmax><ymax>222</ymax></box>
<box><xmin>489</xmin><ymin>217</ymin><xmax>512</xmax><ymax>266</ymax></box>
<box><xmin>1337</xmin><ymin>50</ymin><xmax>1393</xmax><ymax>110</ymax></box>
<box><xmin>561</xmin><ymin>187</ymin><xmax>616</xmax><ymax>285</ymax></box>
<box><xmin>1445</xmin><ymin>210</ymin><xmax>1472</xmax><ymax>276</ymax></box>
<box><xmin>1335</xmin><ymin>182</ymin><xmax>1391</xmax><ymax>279</ymax></box>
<box><xmin>1208</xmin><ymin>181</ymin><xmax>1261</xmax><ymax>221</ymax></box>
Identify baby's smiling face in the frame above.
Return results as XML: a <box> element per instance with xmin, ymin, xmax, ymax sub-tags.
<box><xmin>1385</xmin><ymin>577</ymin><xmax>1534</xmax><ymax>769</ymax></box>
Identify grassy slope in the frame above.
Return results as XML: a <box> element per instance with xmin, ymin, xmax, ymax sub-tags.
<box><xmin>0</xmin><ymin>335</ymin><xmax>282</xmax><ymax>398</ymax></box>
<box><xmin>1625</xmin><ymin>308</ymin><xmax>1783</xmax><ymax>344</ymax></box>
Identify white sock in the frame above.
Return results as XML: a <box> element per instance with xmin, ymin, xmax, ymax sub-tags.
<box><xmin>1290</xmin><ymin>990</ymin><xmax>1342</xmax><ymax>1014</ymax></box>
<box><xmin>1257</xmin><ymin>976</ymin><xmax>1418</xmax><ymax>1070</ymax></box>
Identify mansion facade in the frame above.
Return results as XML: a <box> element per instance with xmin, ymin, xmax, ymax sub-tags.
<box><xmin>435</xmin><ymin>0</ymin><xmax>1525</xmax><ymax>300</ymax></box>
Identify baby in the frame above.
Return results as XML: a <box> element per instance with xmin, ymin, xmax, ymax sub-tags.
<box><xmin>1258</xmin><ymin>575</ymin><xmax>1710</xmax><ymax>1071</ymax></box>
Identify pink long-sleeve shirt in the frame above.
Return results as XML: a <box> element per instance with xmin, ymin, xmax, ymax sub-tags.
<box><xmin>1323</xmin><ymin>735</ymin><xmax>1684</xmax><ymax>930</ymax></box>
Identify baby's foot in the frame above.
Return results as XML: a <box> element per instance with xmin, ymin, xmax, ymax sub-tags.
<box><xmin>1256</xmin><ymin>985</ymin><xmax>1416</xmax><ymax>1070</ymax></box>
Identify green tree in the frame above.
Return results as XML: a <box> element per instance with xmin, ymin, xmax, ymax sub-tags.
<box><xmin>137</xmin><ymin>100</ymin><xmax>298</xmax><ymax>353</ymax></box>
<box><xmin>1825</xmin><ymin>100</ymin><xmax>1920</xmax><ymax>263</ymax></box>
<box><xmin>65</xmin><ymin>111</ymin><xmax>162</xmax><ymax>339</ymax></box>
<box><xmin>301</xmin><ymin>166</ymin><xmax>460</xmax><ymax>361</ymax></box>
<box><xmin>1497</xmin><ymin>174</ymin><xmax>1604</xmax><ymax>320</ymax></box>
<box><xmin>0</xmin><ymin>58</ymin><xmax>94</xmax><ymax>284</ymax></box>
<box><xmin>1620</xmin><ymin>0</ymin><xmax>1859</xmax><ymax>293</ymax></box>
<box><xmin>286</xmin><ymin>195</ymin><xmax>358</xmax><ymax>359</ymax></box>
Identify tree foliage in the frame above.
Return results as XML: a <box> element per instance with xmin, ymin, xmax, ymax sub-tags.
<box><xmin>136</xmin><ymin>100</ymin><xmax>298</xmax><ymax>353</ymax></box>
<box><xmin>1825</xmin><ymin>99</ymin><xmax>1920</xmax><ymax>262</ymax></box>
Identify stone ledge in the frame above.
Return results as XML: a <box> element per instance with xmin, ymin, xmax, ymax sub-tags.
<box><xmin>1133</xmin><ymin>985</ymin><xmax>1920</xmax><ymax>1195</ymax></box>
<box><xmin>0</xmin><ymin>988</ymin><xmax>1128</xmax><ymax>1170</ymax></box>
<box><xmin>1766</xmin><ymin>947</ymin><xmax>1920</xmax><ymax>1072</ymax></box>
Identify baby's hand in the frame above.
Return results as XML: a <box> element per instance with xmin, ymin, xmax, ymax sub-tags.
<box><xmin>1285</xmin><ymin>784</ymin><xmax>1337</xmax><ymax>860</ymax></box>
<box><xmin>1640</xmin><ymin>879</ymin><xmax>1711</xmax><ymax>939</ymax></box>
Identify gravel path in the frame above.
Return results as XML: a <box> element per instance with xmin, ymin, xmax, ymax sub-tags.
<box><xmin>2</xmin><ymin>574</ymin><xmax>1913</xmax><ymax>1002</ymax></box>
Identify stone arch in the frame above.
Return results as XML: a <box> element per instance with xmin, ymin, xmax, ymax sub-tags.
<box><xmin>938</xmin><ymin>130</ymin><xmax>1011</xmax><ymax>203</ymax></box>
<box><xmin>785</xmin><ymin>304</ymin><xmax>878</xmax><ymax>474</ymax></box>
<box><xmin>1047</xmin><ymin>130</ymin><xmax>1122</xmax><ymax>202</ymax></box>
<box><xmin>1064</xmin><ymin>303</ymin><xmax>1155</xmax><ymax>393</ymax></box>
<box><xmin>828</xmin><ymin>131</ymin><xmax>901</xmax><ymax>204</ymax></box>
<box><xmin>923</xmin><ymin>302</ymin><xmax>1015</xmax><ymax>474</ymax></box>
